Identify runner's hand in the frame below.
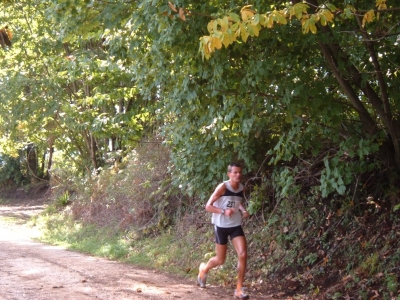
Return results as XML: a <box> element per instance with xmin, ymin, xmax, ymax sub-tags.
<box><xmin>226</xmin><ymin>208</ymin><xmax>235</xmax><ymax>217</ymax></box>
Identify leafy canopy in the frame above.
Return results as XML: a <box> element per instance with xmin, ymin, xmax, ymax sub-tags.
<box><xmin>199</xmin><ymin>1</ymin><xmax>387</xmax><ymax>59</ymax></box>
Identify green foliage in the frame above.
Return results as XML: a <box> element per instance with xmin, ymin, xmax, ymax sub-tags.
<box><xmin>38</xmin><ymin>213</ymin><xmax>131</xmax><ymax>260</ymax></box>
<box><xmin>271</xmin><ymin>166</ymin><xmax>299</xmax><ymax>198</ymax></box>
<box><xmin>56</xmin><ymin>190</ymin><xmax>70</xmax><ymax>207</ymax></box>
<box><xmin>359</xmin><ymin>253</ymin><xmax>379</xmax><ymax>276</ymax></box>
<box><xmin>0</xmin><ymin>0</ymin><xmax>398</xmax><ymax>205</ymax></box>
<box><xmin>36</xmin><ymin>208</ymin><xmax>209</xmax><ymax>277</ymax></box>
<box><xmin>304</xmin><ymin>253</ymin><xmax>318</xmax><ymax>266</ymax></box>
<box><xmin>386</xmin><ymin>273</ymin><xmax>398</xmax><ymax>293</ymax></box>
<box><xmin>247</xmin><ymin>183</ymin><xmax>268</xmax><ymax>215</ymax></box>
<box><xmin>0</xmin><ymin>0</ymin><xmax>151</xmax><ymax>176</ymax></box>
<box><xmin>0</xmin><ymin>154</ymin><xmax>26</xmax><ymax>186</ymax></box>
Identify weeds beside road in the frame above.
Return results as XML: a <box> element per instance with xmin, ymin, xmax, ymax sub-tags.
<box><xmin>0</xmin><ymin>196</ymin><xmax>282</xmax><ymax>300</ymax></box>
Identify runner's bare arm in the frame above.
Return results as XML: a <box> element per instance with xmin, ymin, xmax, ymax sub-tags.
<box><xmin>205</xmin><ymin>183</ymin><xmax>226</xmax><ymax>214</ymax></box>
<box><xmin>238</xmin><ymin>204</ymin><xmax>250</xmax><ymax>218</ymax></box>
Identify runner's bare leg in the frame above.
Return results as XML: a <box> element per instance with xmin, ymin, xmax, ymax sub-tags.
<box><xmin>232</xmin><ymin>235</ymin><xmax>247</xmax><ymax>291</ymax></box>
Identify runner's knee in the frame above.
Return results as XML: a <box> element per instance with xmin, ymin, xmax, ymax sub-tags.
<box><xmin>215</xmin><ymin>256</ymin><xmax>226</xmax><ymax>265</ymax></box>
<box><xmin>237</xmin><ymin>250</ymin><xmax>247</xmax><ymax>261</ymax></box>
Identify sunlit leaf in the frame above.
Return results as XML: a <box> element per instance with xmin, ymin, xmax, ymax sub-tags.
<box><xmin>362</xmin><ymin>10</ymin><xmax>375</xmax><ymax>27</ymax></box>
<box><xmin>259</xmin><ymin>14</ymin><xmax>267</xmax><ymax>26</ymax></box>
<box><xmin>240</xmin><ymin>23</ymin><xmax>249</xmax><ymax>42</ymax></box>
<box><xmin>320</xmin><ymin>15</ymin><xmax>327</xmax><ymax>26</ymax></box>
<box><xmin>221</xmin><ymin>32</ymin><xmax>234</xmax><ymax>48</ymax></box>
<box><xmin>212</xmin><ymin>37</ymin><xmax>222</xmax><ymax>49</ymax></box>
<box><xmin>207</xmin><ymin>20</ymin><xmax>215</xmax><ymax>34</ymax></box>
<box><xmin>231</xmin><ymin>23</ymin><xmax>239</xmax><ymax>32</ymax></box>
<box><xmin>376</xmin><ymin>0</ymin><xmax>387</xmax><ymax>10</ymax></box>
<box><xmin>241</xmin><ymin>9</ymin><xmax>254</xmax><ymax>22</ymax></box>
<box><xmin>248</xmin><ymin>24</ymin><xmax>260</xmax><ymax>37</ymax></box>
<box><xmin>240</xmin><ymin>5</ymin><xmax>254</xmax><ymax>12</ymax></box>
<box><xmin>271</xmin><ymin>10</ymin><xmax>287</xmax><ymax>24</ymax></box>
<box><xmin>6</xmin><ymin>28</ymin><xmax>12</xmax><ymax>40</ymax></box>
<box><xmin>321</xmin><ymin>10</ymin><xmax>334</xmax><ymax>24</ymax></box>
<box><xmin>266</xmin><ymin>15</ymin><xmax>274</xmax><ymax>28</ymax></box>
<box><xmin>290</xmin><ymin>3</ymin><xmax>309</xmax><ymax>20</ymax></box>
<box><xmin>251</xmin><ymin>14</ymin><xmax>260</xmax><ymax>26</ymax></box>
<box><xmin>228</xmin><ymin>12</ymin><xmax>241</xmax><ymax>23</ymax></box>
<box><xmin>218</xmin><ymin>16</ymin><xmax>229</xmax><ymax>32</ymax></box>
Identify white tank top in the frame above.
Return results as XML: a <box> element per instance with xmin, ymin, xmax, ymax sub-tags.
<box><xmin>211</xmin><ymin>181</ymin><xmax>244</xmax><ymax>228</ymax></box>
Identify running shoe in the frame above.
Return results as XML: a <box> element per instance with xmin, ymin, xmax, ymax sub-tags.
<box><xmin>234</xmin><ymin>287</ymin><xmax>249</xmax><ymax>299</ymax></box>
<box><xmin>197</xmin><ymin>263</ymin><xmax>207</xmax><ymax>288</ymax></box>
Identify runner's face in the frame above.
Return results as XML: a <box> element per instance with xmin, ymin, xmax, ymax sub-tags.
<box><xmin>228</xmin><ymin>166</ymin><xmax>242</xmax><ymax>182</ymax></box>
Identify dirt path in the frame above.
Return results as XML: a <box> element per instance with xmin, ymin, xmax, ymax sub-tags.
<box><xmin>0</xmin><ymin>200</ymin><xmax>281</xmax><ymax>300</ymax></box>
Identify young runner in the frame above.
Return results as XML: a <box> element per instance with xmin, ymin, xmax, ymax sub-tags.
<box><xmin>197</xmin><ymin>163</ymin><xmax>250</xmax><ymax>299</ymax></box>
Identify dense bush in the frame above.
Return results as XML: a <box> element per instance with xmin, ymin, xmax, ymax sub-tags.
<box><xmin>0</xmin><ymin>154</ymin><xmax>26</xmax><ymax>186</ymax></box>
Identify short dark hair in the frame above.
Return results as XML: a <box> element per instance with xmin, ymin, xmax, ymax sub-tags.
<box><xmin>228</xmin><ymin>163</ymin><xmax>241</xmax><ymax>172</ymax></box>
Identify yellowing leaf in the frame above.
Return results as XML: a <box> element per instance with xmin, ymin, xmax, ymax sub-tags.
<box><xmin>199</xmin><ymin>41</ymin><xmax>210</xmax><ymax>60</ymax></box>
<box><xmin>259</xmin><ymin>14</ymin><xmax>267</xmax><ymax>26</ymax></box>
<box><xmin>231</xmin><ymin>23</ymin><xmax>239</xmax><ymax>32</ymax></box>
<box><xmin>376</xmin><ymin>0</ymin><xmax>387</xmax><ymax>10</ymax></box>
<box><xmin>248</xmin><ymin>24</ymin><xmax>260</xmax><ymax>37</ymax></box>
<box><xmin>320</xmin><ymin>15</ymin><xmax>327</xmax><ymax>26</ymax></box>
<box><xmin>290</xmin><ymin>3</ymin><xmax>309</xmax><ymax>20</ymax></box>
<box><xmin>207</xmin><ymin>20</ymin><xmax>215</xmax><ymax>34</ymax></box>
<box><xmin>179</xmin><ymin>7</ymin><xmax>186</xmax><ymax>21</ymax></box>
<box><xmin>302</xmin><ymin>15</ymin><xmax>318</xmax><ymax>34</ymax></box>
<box><xmin>212</xmin><ymin>20</ymin><xmax>219</xmax><ymax>34</ymax></box>
<box><xmin>271</xmin><ymin>10</ymin><xmax>287</xmax><ymax>25</ymax></box>
<box><xmin>251</xmin><ymin>14</ymin><xmax>260</xmax><ymax>26</ymax></box>
<box><xmin>235</xmin><ymin>25</ymin><xmax>241</xmax><ymax>39</ymax></box>
<box><xmin>378</xmin><ymin>3</ymin><xmax>387</xmax><ymax>10</ymax></box>
<box><xmin>278</xmin><ymin>14</ymin><xmax>287</xmax><ymax>25</ymax></box>
<box><xmin>322</xmin><ymin>256</ymin><xmax>329</xmax><ymax>266</ymax></box>
<box><xmin>168</xmin><ymin>2</ymin><xmax>177</xmax><ymax>12</ymax></box>
<box><xmin>362</xmin><ymin>9</ymin><xmax>375</xmax><ymax>27</ymax></box>
<box><xmin>6</xmin><ymin>29</ymin><xmax>12</xmax><ymax>39</ymax></box>
<box><xmin>319</xmin><ymin>10</ymin><xmax>334</xmax><ymax>26</ymax></box>
<box><xmin>240</xmin><ymin>5</ymin><xmax>254</xmax><ymax>12</ymax></box>
<box><xmin>375</xmin><ymin>0</ymin><xmax>386</xmax><ymax>20</ymax></box>
<box><xmin>218</xmin><ymin>16</ymin><xmax>229</xmax><ymax>32</ymax></box>
<box><xmin>310</xmin><ymin>23</ymin><xmax>317</xmax><ymax>34</ymax></box>
<box><xmin>321</xmin><ymin>10</ymin><xmax>334</xmax><ymax>24</ymax></box>
<box><xmin>228</xmin><ymin>12</ymin><xmax>241</xmax><ymax>23</ymax></box>
<box><xmin>241</xmin><ymin>9</ymin><xmax>254</xmax><ymax>22</ymax></box>
<box><xmin>240</xmin><ymin>23</ymin><xmax>249</xmax><ymax>42</ymax></box>
<box><xmin>212</xmin><ymin>37</ymin><xmax>222</xmax><ymax>50</ymax></box>
<box><xmin>266</xmin><ymin>15</ymin><xmax>274</xmax><ymax>28</ymax></box>
<box><xmin>199</xmin><ymin>36</ymin><xmax>212</xmax><ymax>60</ymax></box>
<box><xmin>221</xmin><ymin>33</ymin><xmax>235</xmax><ymax>48</ymax></box>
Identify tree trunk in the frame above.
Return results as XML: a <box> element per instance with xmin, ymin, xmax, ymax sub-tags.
<box><xmin>46</xmin><ymin>136</ymin><xmax>55</xmax><ymax>180</ymax></box>
<box><xmin>26</xmin><ymin>144</ymin><xmax>38</xmax><ymax>183</ymax></box>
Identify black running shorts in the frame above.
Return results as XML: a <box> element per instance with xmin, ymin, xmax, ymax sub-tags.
<box><xmin>214</xmin><ymin>225</ymin><xmax>245</xmax><ymax>245</ymax></box>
